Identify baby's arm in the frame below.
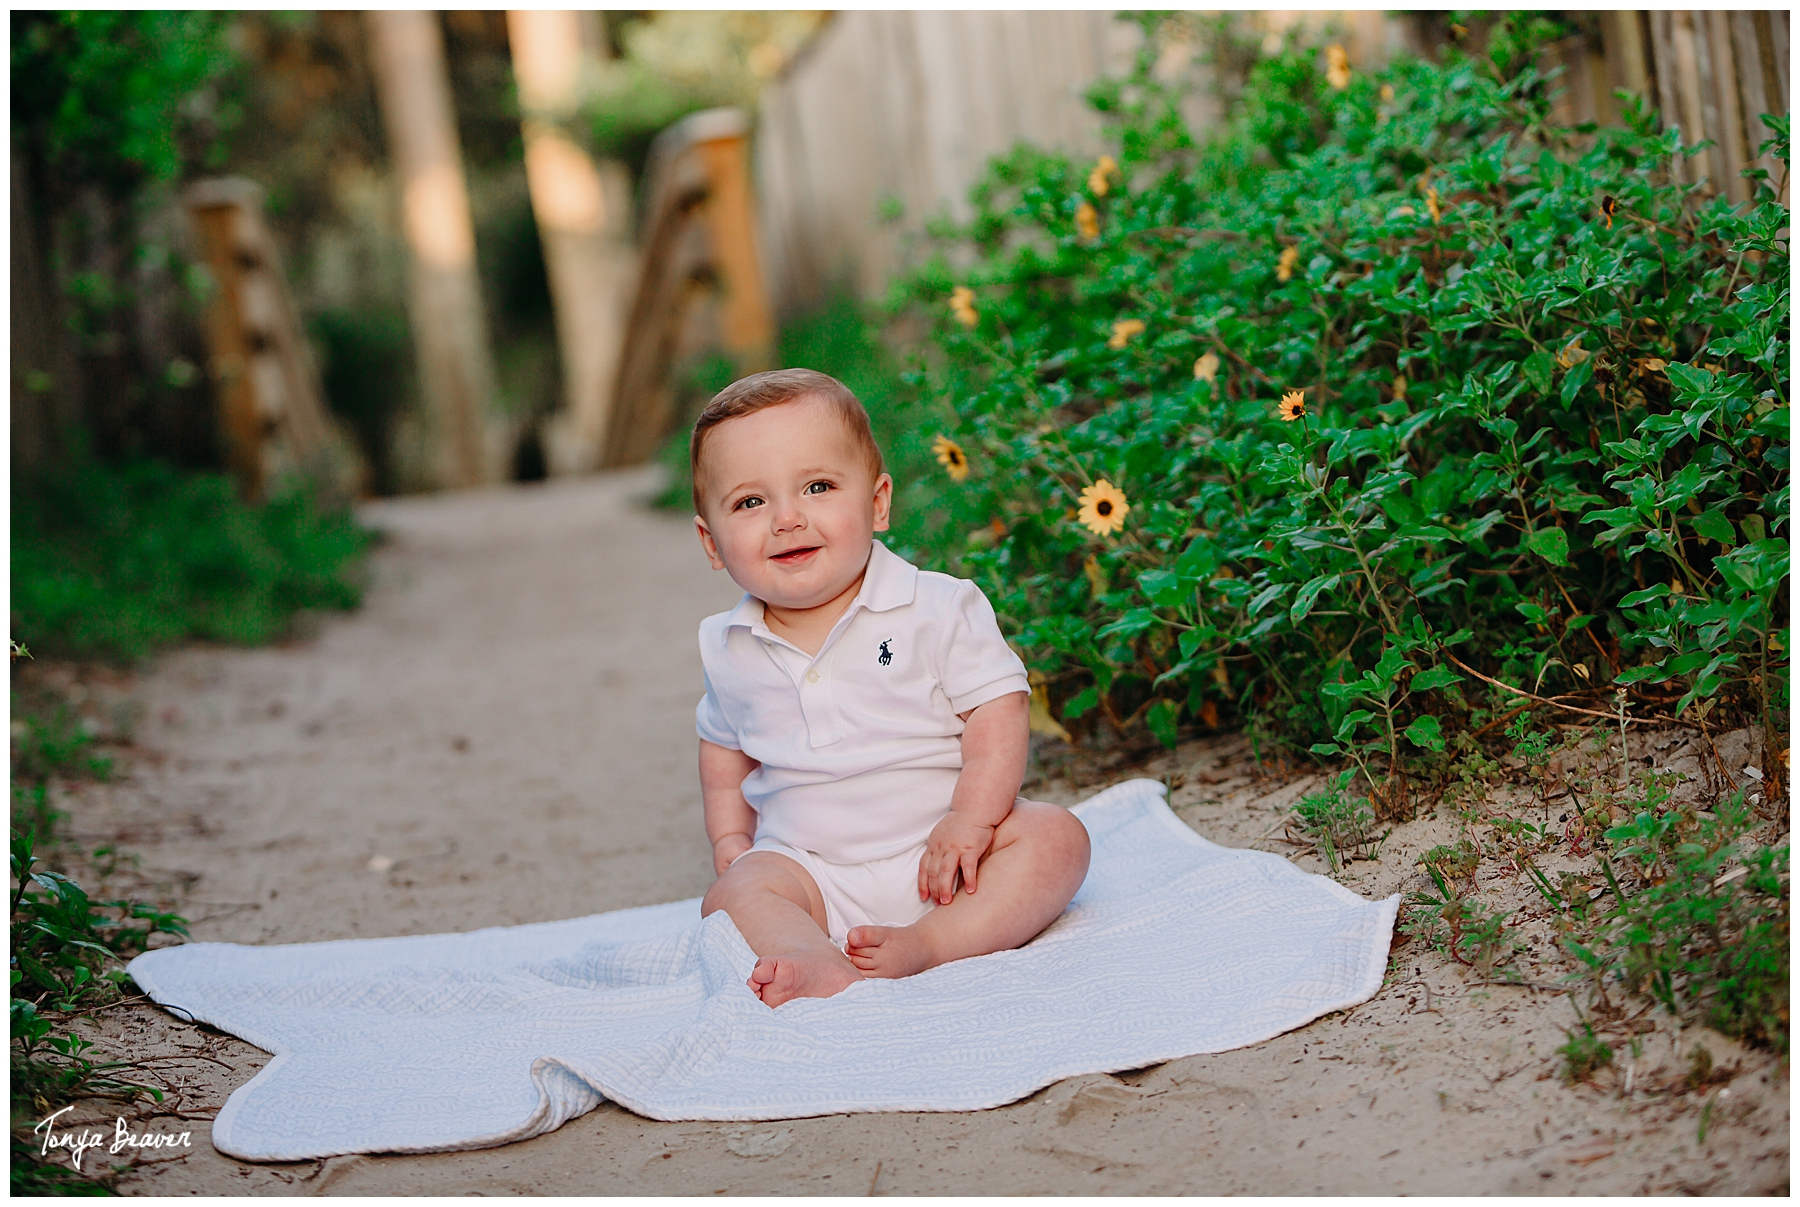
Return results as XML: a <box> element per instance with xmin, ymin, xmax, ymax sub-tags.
<box><xmin>700</xmin><ymin>739</ymin><xmax>761</xmax><ymax>876</ymax></box>
<box><xmin>919</xmin><ymin>691</ymin><xmax>1029</xmax><ymax>905</ymax></box>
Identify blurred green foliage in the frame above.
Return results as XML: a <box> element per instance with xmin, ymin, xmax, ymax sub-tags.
<box><xmin>10</xmin><ymin>10</ymin><xmax>236</xmax><ymax>194</ymax></box>
<box><xmin>11</xmin><ymin>458</ymin><xmax>375</xmax><ymax>663</ymax></box>
<box><xmin>891</xmin><ymin>20</ymin><xmax>1790</xmax><ymax>809</ymax></box>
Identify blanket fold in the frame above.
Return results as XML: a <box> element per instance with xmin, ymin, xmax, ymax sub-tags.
<box><xmin>128</xmin><ymin>779</ymin><xmax>1398</xmax><ymax>1161</ymax></box>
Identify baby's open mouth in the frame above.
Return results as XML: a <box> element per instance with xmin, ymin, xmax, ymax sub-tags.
<box><xmin>770</xmin><ymin>545</ymin><xmax>821</xmax><ymax>564</ymax></box>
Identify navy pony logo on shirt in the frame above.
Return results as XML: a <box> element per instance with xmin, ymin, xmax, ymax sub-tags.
<box><xmin>878</xmin><ymin>639</ymin><xmax>894</xmax><ymax>666</ymax></box>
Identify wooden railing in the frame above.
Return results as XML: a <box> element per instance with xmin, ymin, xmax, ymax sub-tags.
<box><xmin>601</xmin><ymin>108</ymin><xmax>774</xmax><ymax>469</ymax></box>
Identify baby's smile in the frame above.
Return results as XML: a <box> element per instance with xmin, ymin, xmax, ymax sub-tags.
<box><xmin>769</xmin><ymin>544</ymin><xmax>821</xmax><ymax>565</ymax></box>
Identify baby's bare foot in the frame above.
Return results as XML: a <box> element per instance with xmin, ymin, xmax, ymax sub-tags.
<box><xmin>844</xmin><ymin>925</ymin><xmax>937</xmax><ymax>979</ymax></box>
<box><xmin>747</xmin><ymin>950</ymin><xmax>863</xmax><ymax>1007</ymax></box>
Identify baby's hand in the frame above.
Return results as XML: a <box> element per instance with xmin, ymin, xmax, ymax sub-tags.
<box><xmin>712</xmin><ymin>832</ymin><xmax>754</xmax><ymax>877</ymax></box>
<box><xmin>919</xmin><ymin>813</ymin><xmax>996</xmax><ymax>905</ymax></box>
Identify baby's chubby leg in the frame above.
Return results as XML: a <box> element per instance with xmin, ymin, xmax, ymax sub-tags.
<box><xmin>845</xmin><ymin>801</ymin><xmax>1090</xmax><ymax>978</ymax></box>
<box><xmin>701</xmin><ymin>851</ymin><xmax>862</xmax><ymax>1007</ymax></box>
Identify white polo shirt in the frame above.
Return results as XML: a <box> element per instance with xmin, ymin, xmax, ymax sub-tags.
<box><xmin>695</xmin><ymin>540</ymin><xmax>1030</xmax><ymax>864</ymax></box>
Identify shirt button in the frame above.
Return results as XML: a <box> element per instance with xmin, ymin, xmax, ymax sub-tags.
<box><xmin>805</xmin><ymin>669</ymin><xmax>820</xmax><ymax>684</ymax></box>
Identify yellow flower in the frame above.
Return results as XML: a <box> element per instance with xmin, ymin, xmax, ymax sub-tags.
<box><xmin>932</xmin><ymin>434</ymin><xmax>970</xmax><ymax>482</ymax></box>
<box><xmin>1087</xmin><ymin>155</ymin><xmax>1118</xmax><ymax>197</ymax></box>
<box><xmin>1193</xmin><ymin>351</ymin><xmax>1221</xmax><ymax>382</ymax></box>
<box><xmin>1393</xmin><ymin>374</ymin><xmax>1408</xmax><ymax>400</ymax></box>
<box><xmin>1108</xmin><ymin>318</ymin><xmax>1145</xmax><ymax>349</ymax></box>
<box><xmin>1379</xmin><ymin>83</ymin><xmax>1395</xmax><ymax>102</ymax></box>
<box><xmin>1077</xmin><ymin>479</ymin><xmax>1130</xmax><ymax>536</ymax></box>
<box><xmin>1325</xmin><ymin>44</ymin><xmax>1352</xmax><ymax>90</ymax></box>
<box><xmin>1276</xmin><ymin>245</ymin><xmax>1300</xmax><ymax>282</ymax></box>
<box><xmin>949</xmin><ymin>285</ymin><xmax>979</xmax><ymax>328</ymax></box>
<box><xmin>1076</xmin><ymin>201</ymin><xmax>1100</xmax><ymax>241</ymax></box>
<box><xmin>1278</xmin><ymin>389</ymin><xmax>1307</xmax><ymax>422</ymax></box>
<box><xmin>1425</xmin><ymin>185</ymin><xmax>1441</xmax><ymax>224</ymax></box>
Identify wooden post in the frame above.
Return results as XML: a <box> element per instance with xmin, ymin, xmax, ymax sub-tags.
<box><xmin>506</xmin><ymin>10</ymin><xmax>636</xmax><ymax>477</ymax></box>
<box><xmin>602</xmin><ymin>109</ymin><xmax>777</xmax><ymax>469</ymax></box>
<box><xmin>365</xmin><ymin>10</ymin><xmax>495</xmax><ymax>490</ymax></box>
<box><xmin>185</xmin><ymin>178</ymin><xmax>358</xmax><ymax>502</ymax></box>
<box><xmin>695</xmin><ymin>134</ymin><xmax>776</xmax><ymax>368</ymax></box>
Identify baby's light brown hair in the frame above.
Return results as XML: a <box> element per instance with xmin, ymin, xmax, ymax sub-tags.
<box><xmin>689</xmin><ymin>368</ymin><xmax>886</xmax><ymax>514</ymax></box>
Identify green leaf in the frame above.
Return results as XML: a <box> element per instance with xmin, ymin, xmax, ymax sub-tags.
<box><xmin>1690</xmin><ymin>511</ymin><xmax>1736</xmax><ymax>546</ymax></box>
<box><xmin>1062</xmin><ymin>688</ymin><xmax>1099</xmax><ymax>719</ymax></box>
<box><xmin>1309</xmin><ymin>742</ymin><xmax>1342</xmax><ymax>756</ymax></box>
<box><xmin>1138</xmin><ymin>569</ymin><xmax>1191</xmax><ymax>608</ymax></box>
<box><xmin>1146</xmin><ymin>699</ymin><xmax>1179</xmax><ymax>750</ymax></box>
<box><xmin>1559</xmin><ymin>357</ymin><xmax>1594</xmax><ymax>408</ymax></box>
<box><xmin>1617</xmin><ymin>583</ymin><xmax>1671</xmax><ymax>607</ymax></box>
<box><xmin>1288</xmin><ymin>573</ymin><xmax>1341</xmax><ymax>624</ymax></box>
<box><xmin>1525</xmin><ymin>526</ymin><xmax>1570</xmax><ymax>567</ymax></box>
<box><xmin>1523</xmin><ymin>348</ymin><xmax>1554</xmax><ymax>394</ymax></box>
<box><xmin>1403</xmin><ymin>714</ymin><xmax>1445</xmax><ymax>751</ymax></box>
<box><xmin>1411</xmin><ymin>665</ymin><xmax>1464</xmax><ymax>692</ymax></box>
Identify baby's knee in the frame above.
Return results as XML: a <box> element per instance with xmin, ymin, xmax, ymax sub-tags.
<box><xmin>1007</xmin><ymin>801</ymin><xmax>1091</xmax><ymax>867</ymax></box>
<box><xmin>701</xmin><ymin>864</ymin><xmax>760</xmax><ymax>918</ymax></box>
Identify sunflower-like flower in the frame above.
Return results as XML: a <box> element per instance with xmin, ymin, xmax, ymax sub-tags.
<box><xmin>1325</xmin><ymin>44</ymin><xmax>1352</xmax><ymax>90</ymax></box>
<box><xmin>949</xmin><ymin>286</ymin><xmax>979</xmax><ymax>328</ymax></box>
<box><xmin>932</xmin><ymin>434</ymin><xmax>970</xmax><ymax>482</ymax></box>
<box><xmin>1193</xmin><ymin>351</ymin><xmax>1220</xmax><ymax>382</ymax></box>
<box><xmin>1108</xmin><ymin>318</ymin><xmax>1145</xmax><ymax>349</ymax></box>
<box><xmin>1087</xmin><ymin>155</ymin><xmax>1118</xmax><ymax>197</ymax></box>
<box><xmin>1278</xmin><ymin>389</ymin><xmax>1307</xmax><ymax>422</ymax></box>
<box><xmin>1077</xmin><ymin>479</ymin><xmax>1130</xmax><ymax>536</ymax></box>
<box><xmin>1276</xmin><ymin>245</ymin><xmax>1300</xmax><ymax>282</ymax></box>
<box><xmin>1076</xmin><ymin>201</ymin><xmax>1100</xmax><ymax>241</ymax></box>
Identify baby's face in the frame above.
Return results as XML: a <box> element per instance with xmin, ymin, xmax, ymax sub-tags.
<box><xmin>694</xmin><ymin>397</ymin><xmax>892</xmax><ymax>612</ymax></box>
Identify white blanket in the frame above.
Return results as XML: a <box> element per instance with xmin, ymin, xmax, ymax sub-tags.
<box><xmin>127</xmin><ymin>780</ymin><xmax>1398</xmax><ymax>1162</ymax></box>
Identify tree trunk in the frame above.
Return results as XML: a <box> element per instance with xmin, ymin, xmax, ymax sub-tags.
<box><xmin>365</xmin><ymin>9</ymin><xmax>496</xmax><ymax>490</ymax></box>
<box><xmin>506</xmin><ymin>9</ymin><xmax>636</xmax><ymax>477</ymax></box>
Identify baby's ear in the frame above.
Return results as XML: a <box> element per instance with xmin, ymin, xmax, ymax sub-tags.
<box><xmin>694</xmin><ymin>516</ymin><xmax>726</xmax><ymax>570</ymax></box>
<box><xmin>871</xmin><ymin>472</ymin><xmax>894</xmax><ymax>532</ymax></box>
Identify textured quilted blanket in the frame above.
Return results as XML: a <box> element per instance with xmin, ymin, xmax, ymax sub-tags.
<box><xmin>127</xmin><ymin>779</ymin><xmax>1398</xmax><ymax>1161</ymax></box>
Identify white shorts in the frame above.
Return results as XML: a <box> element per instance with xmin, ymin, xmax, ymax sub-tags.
<box><xmin>733</xmin><ymin>837</ymin><xmax>935</xmax><ymax>947</ymax></box>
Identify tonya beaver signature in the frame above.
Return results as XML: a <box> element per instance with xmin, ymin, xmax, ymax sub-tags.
<box><xmin>33</xmin><ymin>1104</ymin><xmax>192</xmax><ymax>1171</ymax></box>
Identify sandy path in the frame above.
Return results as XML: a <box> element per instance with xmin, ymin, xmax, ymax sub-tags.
<box><xmin>39</xmin><ymin>470</ymin><xmax>1785</xmax><ymax>1195</ymax></box>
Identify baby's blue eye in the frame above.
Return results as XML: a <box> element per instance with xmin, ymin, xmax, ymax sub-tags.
<box><xmin>805</xmin><ymin>481</ymin><xmax>832</xmax><ymax>495</ymax></box>
<box><xmin>734</xmin><ymin>495</ymin><xmax>764</xmax><ymax>511</ymax></box>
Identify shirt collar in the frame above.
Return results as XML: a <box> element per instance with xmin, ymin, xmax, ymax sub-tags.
<box><xmin>720</xmin><ymin>540</ymin><xmax>917</xmax><ymax>644</ymax></box>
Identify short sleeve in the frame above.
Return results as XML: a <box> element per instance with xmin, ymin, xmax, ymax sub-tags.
<box><xmin>695</xmin><ymin>666</ymin><xmax>741</xmax><ymax>749</ymax></box>
<box><xmin>935</xmin><ymin>582</ymin><xmax>1031</xmax><ymax>715</ymax></box>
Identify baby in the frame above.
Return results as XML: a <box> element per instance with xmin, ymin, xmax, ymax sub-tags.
<box><xmin>690</xmin><ymin>368</ymin><xmax>1092</xmax><ymax>1007</ymax></box>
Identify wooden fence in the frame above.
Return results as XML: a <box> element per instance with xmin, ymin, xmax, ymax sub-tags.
<box><xmin>753</xmin><ymin>11</ymin><xmax>1140</xmax><ymax>318</ymax></box>
<box><xmin>751</xmin><ymin>11</ymin><xmax>1789</xmax><ymax>321</ymax></box>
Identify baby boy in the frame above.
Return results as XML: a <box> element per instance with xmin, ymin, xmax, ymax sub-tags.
<box><xmin>690</xmin><ymin>368</ymin><xmax>1091</xmax><ymax>1007</ymax></box>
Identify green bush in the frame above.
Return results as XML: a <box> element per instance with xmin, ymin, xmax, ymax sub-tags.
<box><xmin>894</xmin><ymin>27</ymin><xmax>1789</xmax><ymax>811</ymax></box>
<box><xmin>1575</xmin><ymin>790</ymin><xmax>1789</xmax><ymax>1051</ymax></box>
<box><xmin>11</xmin><ymin>457</ymin><xmax>375</xmax><ymax>662</ymax></box>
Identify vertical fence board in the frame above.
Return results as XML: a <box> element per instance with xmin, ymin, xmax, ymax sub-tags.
<box><xmin>756</xmin><ymin>12</ymin><xmax>1789</xmax><ymax>319</ymax></box>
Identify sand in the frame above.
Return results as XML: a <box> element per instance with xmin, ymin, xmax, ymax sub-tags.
<box><xmin>24</xmin><ymin>469</ymin><xmax>1788</xmax><ymax>1195</ymax></box>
